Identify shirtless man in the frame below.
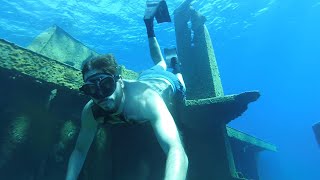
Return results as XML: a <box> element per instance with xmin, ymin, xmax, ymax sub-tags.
<box><xmin>65</xmin><ymin>1</ymin><xmax>188</xmax><ymax>180</ymax></box>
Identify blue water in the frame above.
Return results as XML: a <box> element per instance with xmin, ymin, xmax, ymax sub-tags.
<box><xmin>1</xmin><ymin>0</ymin><xmax>320</xmax><ymax>179</ymax></box>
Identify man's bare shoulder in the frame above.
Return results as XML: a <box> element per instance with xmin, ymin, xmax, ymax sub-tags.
<box><xmin>123</xmin><ymin>79</ymin><xmax>160</xmax><ymax>99</ymax></box>
<box><xmin>82</xmin><ymin>100</ymin><xmax>94</xmax><ymax>114</ymax></box>
<box><xmin>81</xmin><ymin>100</ymin><xmax>98</xmax><ymax>128</ymax></box>
<box><xmin>122</xmin><ymin>79</ymin><xmax>163</xmax><ymax>118</ymax></box>
<box><xmin>123</xmin><ymin>79</ymin><xmax>150</xmax><ymax>95</ymax></box>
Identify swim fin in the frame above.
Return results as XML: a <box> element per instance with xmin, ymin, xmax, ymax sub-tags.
<box><xmin>164</xmin><ymin>47</ymin><xmax>181</xmax><ymax>73</ymax></box>
<box><xmin>144</xmin><ymin>0</ymin><xmax>171</xmax><ymax>23</ymax></box>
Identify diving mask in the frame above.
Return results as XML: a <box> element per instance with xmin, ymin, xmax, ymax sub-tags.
<box><xmin>80</xmin><ymin>73</ymin><xmax>120</xmax><ymax>99</ymax></box>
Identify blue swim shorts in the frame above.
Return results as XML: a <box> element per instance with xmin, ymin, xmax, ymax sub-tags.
<box><xmin>138</xmin><ymin>65</ymin><xmax>186</xmax><ymax>102</ymax></box>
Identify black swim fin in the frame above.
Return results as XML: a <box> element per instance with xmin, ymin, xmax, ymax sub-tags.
<box><xmin>164</xmin><ymin>47</ymin><xmax>181</xmax><ymax>71</ymax></box>
<box><xmin>144</xmin><ymin>0</ymin><xmax>171</xmax><ymax>23</ymax></box>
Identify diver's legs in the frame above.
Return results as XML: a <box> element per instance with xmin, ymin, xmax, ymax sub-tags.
<box><xmin>170</xmin><ymin>57</ymin><xmax>186</xmax><ymax>90</ymax></box>
<box><xmin>143</xmin><ymin>0</ymin><xmax>185</xmax><ymax>89</ymax></box>
<box><xmin>148</xmin><ymin>37</ymin><xmax>167</xmax><ymax>70</ymax></box>
<box><xmin>176</xmin><ymin>73</ymin><xmax>186</xmax><ymax>91</ymax></box>
<box><xmin>144</xmin><ymin>16</ymin><xmax>167</xmax><ymax>70</ymax></box>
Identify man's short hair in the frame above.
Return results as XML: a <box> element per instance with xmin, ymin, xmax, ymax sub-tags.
<box><xmin>81</xmin><ymin>54</ymin><xmax>118</xmax><ymax>79</ymax></box>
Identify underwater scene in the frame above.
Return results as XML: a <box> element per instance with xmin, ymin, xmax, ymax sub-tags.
<box><xmin>0</xmin><ymin>0</ymin><xmax>319</xmax><ymax>179</ymax></box>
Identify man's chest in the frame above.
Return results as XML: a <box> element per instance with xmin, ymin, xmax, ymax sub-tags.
<box><xmin>123</xmin><ymin>95</ymin><xmax>150</xmax><ymax>123</ymax></box>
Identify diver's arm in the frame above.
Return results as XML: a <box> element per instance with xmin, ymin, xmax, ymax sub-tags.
<box><xmin>146</xmin><ymin>92</ymin><xmax>188</xmax><ymax>180</ymax></box>
<box><xmin>66</xmin><ymin>102</ymin><xmax>98</xmax><ymax>180</ymax></box>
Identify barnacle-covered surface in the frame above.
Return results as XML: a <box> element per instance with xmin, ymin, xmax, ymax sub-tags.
<box><xmin>118</xmin><ymin>65</ymin><xmax>139</xmax><ymax>80</ymax></box>
<box><xmin>227</xmin><ymin>126</ymin><xmax>277</xmax><ymax>152</ymax></box>
<box><xmin>0</xmin><ymin>39</ymin><xmax>83</xmax><ymax>90</ymax></box>
<box><xmin>174</xmin><ymin>5</ymin><xmax>224</xmax><ymax>100</ymax></box>
<box><xmin>184</xmin><ymin>91</ymin><xmax>261</xmax><ymax>125</ymax></box>
<box><xmin>0</xmin><ymin>39</ymin><xmax>138</xmax><ymax>91</ymax></box>
<box><xmin>0</xmin><ymin>116</ymin><xmax>30</xmax><ymax>169</ymax></box>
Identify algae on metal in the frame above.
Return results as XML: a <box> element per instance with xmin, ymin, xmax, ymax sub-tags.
<box><xmin>53</xmin><ymin>120</ymin><xmax>78</xmax><ymax>163</ymax></box>
<box><xmin>173</xmin><ymin>2</ymin><xmax>270</xmax><ymax>179</ymax></box>
<box><xmin>227</xmin><ymin>126</ymin><xmax>277</xmax><ymax>152</ymax></box>
<box><xmin>0</xmin><ymin>39</ymin><xmax>138</xmax><ymax>92</ymax></box>
<box><xmin>0</xmin><ymin>39</ymin><xmax>83</xmax><ymax>90</ymax></box>
<box><xmin>185</xmin><ymin>94</ymin><xmax>235</xmax><ymax>106</ymax></box>
<box><xmin>118</xmin><ymin>65</ymin><xmax>139</xmax><ymax>80</ymax></box>
<box><xmin>26</xmin><ymin>25</ymin><xmax>139</xmax><ymax>81</ymax></box>
<box><xmin>174</xmin><ymin>5</ymin><xmax>224</xmax><ymax>99</ymax></box>
<box><xmin>60</xmin><ymin>120</ymin><xmax>77</xmax><ymax>144</ymax></box>
<box><xmin>183</xmin><ymin>91</ymin><xmax>260</xmax><ymax>126</ymax></box>
<box><xmin>0</xmin><ymin>116</ymin><xmax>30</xmax><ymax>168</ymax></box>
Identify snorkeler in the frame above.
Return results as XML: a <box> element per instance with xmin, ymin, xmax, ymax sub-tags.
<box><xmin>65</xmin><ymin>0</ymin><xmax>188</xmax><ymax>180</ymax></box>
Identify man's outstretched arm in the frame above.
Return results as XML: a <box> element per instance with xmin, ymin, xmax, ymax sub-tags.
<box><xmin>147</xmin><ymin>92</ymin><xmax>188</xmax><ymax>180</ymax></box>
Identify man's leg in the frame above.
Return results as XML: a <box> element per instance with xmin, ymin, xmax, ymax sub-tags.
<box><xmin>144</xmin><ymin>2</ymin><xmax>186</xmax><ymax>90</ymax></box>
<box><xmin>171</xmin><ymin>57</ymin><xmax>186</xmax><ymax>91</ymax></box>
<box><xmin>144</xmin><ymin>18</ymin><xmax>167</xmax><ymax>70</ymax></box>
<box><xmin>145</xmin><ymin>20</ymin><xmax>186</xmax><ymax>90</ymax></box>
